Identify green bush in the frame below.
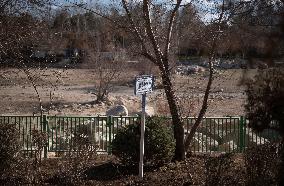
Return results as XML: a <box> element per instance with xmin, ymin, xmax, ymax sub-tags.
<box><xmin>0</xmin><ymin>123</ymin><xmax>20</xmax><ymax>176</ymax></box>
<box><xmin>112</xmin><ymin>116</ymin><xmax>175</xmax><ymax>166</ymax></box>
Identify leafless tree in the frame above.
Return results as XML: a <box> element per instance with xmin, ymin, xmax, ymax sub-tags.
<box><xmin>119</xmin><ymin>0</ymin><xmax>233</xmax><ymax>158</ymax></box>
<box><xmin>184</xmin><ymin>0</ymin><xmax>227</xmax><ymax>152</ymax></box>
<box><xmin>119</xmin><ymin>0</ymin><xmax>186</xmax><ymax>160</ymax></box>
<box><xmin>63</xmin><ymin>0</ymin><xmax>224</xmax><ymax>160</ymax></box>
<box><xmin>88</xmin><ymin>51</ymin><xmax>125</xmax><ymax>103</ymax></box>
<box><xmin>0</xmin><ymin>0</ymin><xmax>64</xmax><ymax>115</ymax></box>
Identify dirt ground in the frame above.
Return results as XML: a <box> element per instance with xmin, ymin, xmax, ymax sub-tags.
<box><xmin>26</xmin><ymin>154</ymin><xmax>247</xmax><ymax>186</ymax></box>
<box><xmin>0</xmin><ymin>67</ymin><xmax>256</xmax><ymax>116</ymax></box>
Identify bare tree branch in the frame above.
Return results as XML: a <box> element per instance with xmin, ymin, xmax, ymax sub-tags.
<box><xmin>164</xmin><ymin>0</ymin><xmax>183</xmax><ymax>61</ymax></box>
<box><xmin>142</xmin><ymin>0</ymin><xmax>164</xmax><ymax>67</ymax></box>
<box><xmin>121</xmin><ymin>0</ymin><xmax>156</xmax><ymax>63</ymax></box>
<box><xmin>184</xmin><ymin>0</ymin><xmax>226</xmax><ymax>152</ymax></box>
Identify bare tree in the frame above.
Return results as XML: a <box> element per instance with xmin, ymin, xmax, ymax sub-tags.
<box><xmin>61</xmin><ymin>0</ymin><xmax>240</xmax><ymax>160</ymax></box>
<box><xmin>184</xmin><ymin>0</ymin><xmax>227</xmax><ymax>152</ymax></box>
<box><xmin>88</xmin><ymin>51</ymin><xmax>125</xmax><ymax>103</ymax></box>
<box><xmin>120</xmin><ymin>0</ymin><xmax>232</xmax><ymax>158</ymax></box>
<box><xmin>0</xmin><ymin>0</ymin><xmax>64</xmax><ymax>115</ymax></box>
<box><xmin>120</xmin><ymin>0</ymin><xmax>186</xmax><ymax>160</ymax></box>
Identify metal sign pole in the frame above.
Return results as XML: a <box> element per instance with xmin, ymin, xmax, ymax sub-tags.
<box><xmin>135</xmin><ymin>75</ymin><xmax>153</xmax><ymax>180</ymax></box>
<box><xmin>139</xmin><ymin>93</ymin><xmax>146</xmax><ymax>179</ymax></box>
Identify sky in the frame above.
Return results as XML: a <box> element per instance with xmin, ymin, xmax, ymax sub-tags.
<box><xmin>53</xmin><ymin>0</ymin><xmax>221</xmax><ymax>22</ymax></box>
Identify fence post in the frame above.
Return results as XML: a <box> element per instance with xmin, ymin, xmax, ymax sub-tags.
<box><xmin>107</xmin><ymin>116</ymin><xmax>113</xmax><ymax>154</ymax></box>
<box><xmin>43</xmin><ymin>115</ymin><xmax>48</xmax><ymax>158</ymax></box>
<box><xmin>239</xmin><ymin>116</ymin><xmax>245</xmax><ymax>152</ymax></box>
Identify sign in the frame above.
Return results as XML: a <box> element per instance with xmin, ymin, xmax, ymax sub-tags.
<box><xmin>135</xmin><ymin>75</ymin><xmax>154</xmax><ymax>95</ymax></box>
<box><xmin>134</xmin><ymin>75</ymin><xmax>154</xmax><ymax>179</ymax></box>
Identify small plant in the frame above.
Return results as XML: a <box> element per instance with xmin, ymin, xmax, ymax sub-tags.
<box><xmin>54</xmin><ymin>125</ymin><xmax>97</xmax><ymax>185</ymax></box>
<box><xmin>29</xmin><ymin>129</ymin><xmax>48</xmax><ymax>184</ymax></box>
<box><xmin>112</xmin><ymin>116</ymin><xmax>175</xmax><ymax>166</ymax></box>
<box><xmin>204</xmin><ymin>153</ymin><xmax>244</xmax><ymax>186</ymax></box>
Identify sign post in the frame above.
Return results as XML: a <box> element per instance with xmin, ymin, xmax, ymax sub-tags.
<box><xmin>139</xmin><ymin>93</ymin><xmax>146</xmax><ymax>179</ymax></box>
<box><xmin>134</xmin><ymin>75</ymin><xmax>154</xmax><ymax>179</ymax></box>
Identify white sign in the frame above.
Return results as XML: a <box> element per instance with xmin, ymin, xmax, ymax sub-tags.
<box><xmin>134</xmin><ymin>75</ymin><xmax>154</xmax><ymax>179</ymax></box>
<box><xmin>135</xmin><ymin>75</ymin><xmax>154</xmax><ymax>95</ymax></box>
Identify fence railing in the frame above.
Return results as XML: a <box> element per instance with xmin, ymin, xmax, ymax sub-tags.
<box><xmin>0</xmin><ymin>115</ymin><xmax>281</xmax><ymax>158</ymax></box>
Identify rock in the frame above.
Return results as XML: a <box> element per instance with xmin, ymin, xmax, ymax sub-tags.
<box><xmin>190</xmin><ymin>132</ymin><xmax>219</xmax><ymax>152</ymax></box>
<box><xmin>98</xmin><ymin>102</ymin><xmax>105</xmax><ymax>106</ymax></box>
<box><xmin>106</xmin><ymin>105</ymin><xmax>128</xmax><ymax>116</ymax></box>
<box><xmin>219</xmin><ymin>96</ymin><xmax>224</xmax><ymax>100</ymax></box>
<box><xmin>218</xmin><ymin>140</ymin><xmax>238</xmax><ymax>152</ymax></box>
<box><xmin>136</xmin><ymin>106</ymin><xmax>155</xmax><ymax>116</ymax></box>
<box><xmin>47</xmin><ymin>152</ymin><xmax>56</xmax><ymax>158</ymax></box>
<box><xmin>218</xmin><ymin>88</ymin><xmax>224</xmax><ymax>92</ymax></box>
<box><xmin>210</xmin><ymin>94</ymin><xmax>215</xmax><ymax>99</ymax></box>
<box><xmin>175</xmin><ymin>65</ymin><xmax>205</xmax><ymax>75</ymax></box>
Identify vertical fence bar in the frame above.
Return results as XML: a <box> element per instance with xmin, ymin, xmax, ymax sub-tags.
<box><xmin>213</xmin><ymin>117</ymin><xmax>216</xmax><ymax>152</ymax></box>
<box><xmin>225</xmin><ymin>118</ymin><xmax>228</xmax><ymax>152</ymax></box>
<box><xmin>233</xmin><ymin>118</ymin><xmax>236</xmax><ymax>152</ymax></box>
<box><xmin>29</xmin><ymin>116</ymin><xmax>32</xmax><ymax>156</ymax></box>
<box><xmin>107</xmin><ymin>116</ymin><xmax>113</xmax><ymax>154</ymax></box>
<box><xmin>244</xmin><ymin>118</ymin><xmax>247</xmax><ymax>148</ymax></box>
<box><xmin>209</xmin><ymin>119</ymin><xmax>212</xmax><ymax>153</ymax></box>
<box><xmin>43</xmin><ymin>115</ymin><xmax>48</xmax><ymax>158</ymax></box>
<box><xmin>239</xmin><ymin>116</ymin><xmax>245</xmax><ymax>152</ymax></box>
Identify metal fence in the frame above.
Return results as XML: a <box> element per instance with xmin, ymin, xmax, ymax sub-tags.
<box><xmin>0</xmin><ymin>115</ymin><xmax>42</xmax><ymax>157</ymax></box>
<box><xmin>183</xmin><ymin>116</ymin><xmax>281</xmax><ymax>153</ymax></box>
<box><xmin>0</xmin><ymin>115</ymin><xmax>281</xmax><ymax>158</ymax></box>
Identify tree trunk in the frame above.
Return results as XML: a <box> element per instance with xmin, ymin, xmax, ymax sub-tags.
<box><xmin>161</xmin><ymin>70</ymin><xmax>185</xmax><ymax>161</ymax></box>
<box><xmin>184</xmin><ymin>58</ymin><xmax>214</xmax><ymax>152</ymax></box>
<box><xmin>184</xmin><ymin>0</ymin><xmax>225</xmax><ymax>152</ymax></box>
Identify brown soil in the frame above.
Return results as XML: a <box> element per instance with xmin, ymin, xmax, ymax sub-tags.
<box><xmin>0</xmin><ymin>68</ymin><xmax>257</xmax><ymax>116</ymax></box>
<box><xmin>37</xmin><ymin>154</ymin><xmax>246</xmax><ymax>186</ymax></box>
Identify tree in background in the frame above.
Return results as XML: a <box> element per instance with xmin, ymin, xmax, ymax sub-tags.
<box><xmin>0</xmin><ymin>0</ymin><xmax>65</xmax><ymax>115</ymax></box>
<box><xmin>88</xmin><ymin>51</ymin><xmax>125</xmax><ymax>103</ymax></box>
<box><xmin>63</xmin><ymin>0</ymin><xmax>229</xmax><ymax>160</ymax></box>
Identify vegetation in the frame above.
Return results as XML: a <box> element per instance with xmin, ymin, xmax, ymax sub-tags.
<box><xmin>245</xmin><ymin>69</ymin><xmax>284</xmax><ymax>135</ymax></box>
<box><xmin>0</xmin><ymin>123</ymin><xmax>20</xmax><ymax>177</ymax></box>
<box><xmin>0</xmin><ymin>0</ymin><xmax>284</xmax><ymax>184</ymax></box>
<box><xmin>244</xmin><ymin>144</ymin><xmax>280</xmax><ymax>186</ymax></box>
<box><xmin>245</xmin><ymin>68</ymin><xmax>284</xmax><ymax>185</ymax></box>
<box><xmin>1</xmin><ymin>0</ymin><xmax>283</xmax><ymax>159</ymax></box>
<box><xmin>112</xmin><ymin>117</ymin><xmax>175</xmax><ymax>166</ymax></box>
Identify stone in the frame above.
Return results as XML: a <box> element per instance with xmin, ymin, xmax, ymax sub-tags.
<box><xmin>218</xmin><ymin>140</ymin><xmax>238</xmax><ymax>152</ymax></box>
<box><xmin>136</xmin><ymin>106</ymin><xmax>155</xmax><ymax>116</ymax></box>
<box><xmin>175</xmin><ymin>65</ymin><xmax>206</xmax><ymax>75</ymax></box>
<box><xmin>106</xmin><ymin>105</ymin><xmax>128</xmax><ymax>116</ymax></box>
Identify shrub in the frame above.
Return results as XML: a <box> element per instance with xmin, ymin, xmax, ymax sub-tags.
<box><xmin>0</xmin><ymin>123</ymin><xmax>21</xmax><ymax>176</ymax></box>
<box><xmin>204</xmin><ymin>153</ymin><xmax>245</xmax><ymax>186</ymax></box>
<box><xmin>245</xmin><ymin>68</ymin><xmax>284</xmax><ymax>136</ymax></box>
<box><xmin>245</xmin><ymin>68</ymin><xmax>284</xmax><ymax>185</ymax></box>
<box><xmin>244</xmin><ymin>143</ymin><xmax>280</xmax><ymax>186</ymax></box>
<box><xmin>52</xmin><ymin>126</ymin><xmax>97</xmax><ymax>186</ymax></box>
<box><xmin>112</xmin><ymin>116</ymin><xmax>175</xmax><ymax>166</ymax></box>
